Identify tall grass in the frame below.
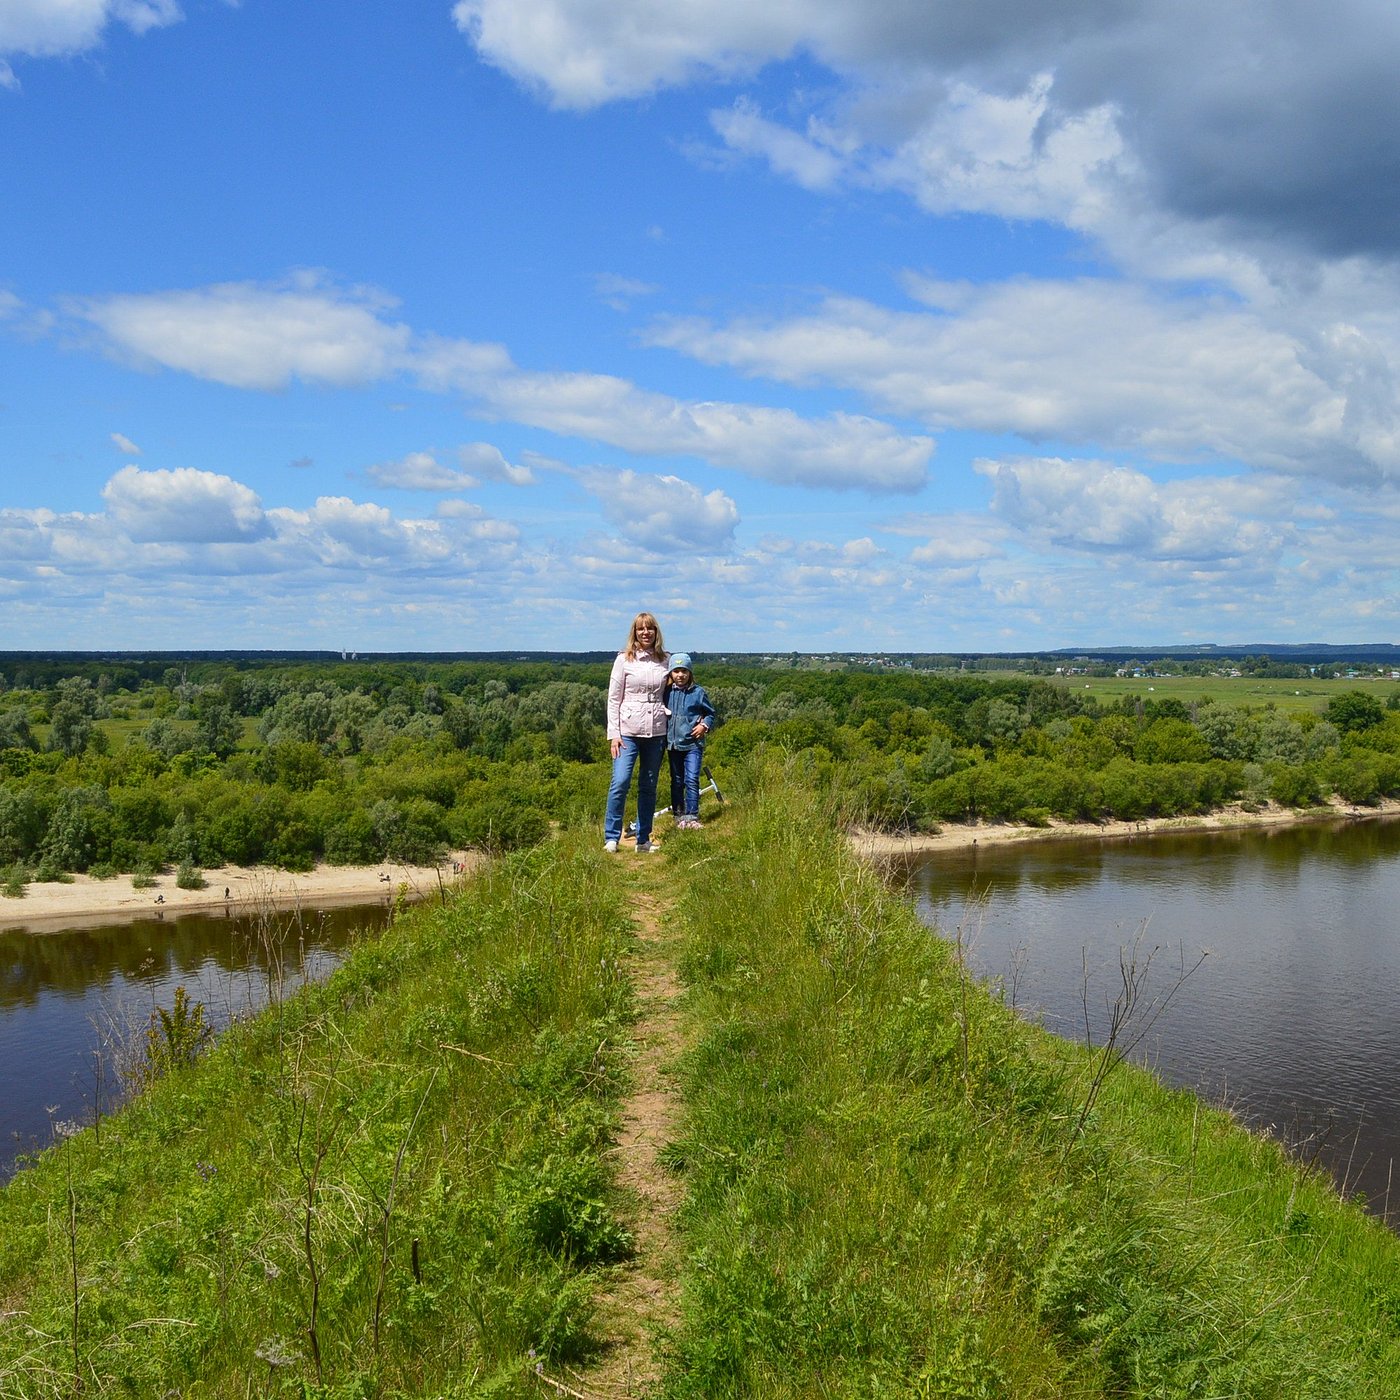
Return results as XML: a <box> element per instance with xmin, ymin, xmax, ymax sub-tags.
<box><xmin>664</xmin><ymin>758</ymin><xmax>1400</xmax><ymax>1397</ymax></box>
<box><xmin>0</xmin><ymin>834</ymin><xmax>635</xmax><ymax>1398</ymax></box>
<box><xmin>5</xmin><ymin>765</ymin><xmax>1399</xmax><ymax>1397</ymax></box>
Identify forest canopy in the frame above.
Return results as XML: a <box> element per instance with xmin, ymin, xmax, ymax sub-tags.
<box><xmin>2</xmin><ymin>655</ymin><xmax>1399</xmax><ymax>882</ymax></box>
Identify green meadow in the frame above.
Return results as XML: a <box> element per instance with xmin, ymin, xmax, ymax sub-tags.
<box><xmin>1048</xmin><ymin>671</ymin><xmax>1400</xmax><ymax>715</ymax></box>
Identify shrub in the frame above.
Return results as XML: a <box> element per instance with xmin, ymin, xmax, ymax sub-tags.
<box><xmin>175</xmin><ymin>859</ymin><xmax>206</xmax><ymax>890</ymax></box>
<box><xmin>454</xmin><ymin>796</ymin><xmax>549</xmax><ymax>853</ymax></box>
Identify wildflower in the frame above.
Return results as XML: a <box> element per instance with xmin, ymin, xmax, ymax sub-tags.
<box><xmin>255</xmin><ymin>1337</ymin><xmax>297</xmax><ymax>1369</ymax></box>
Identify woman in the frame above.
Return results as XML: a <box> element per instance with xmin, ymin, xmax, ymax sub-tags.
<box><xmin>604</xmin><ymin>612</ymin><xmax>670</xmax><ymax>853</ymax></box>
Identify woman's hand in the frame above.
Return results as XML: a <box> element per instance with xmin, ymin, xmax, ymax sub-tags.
<box><xmin>611</xmin><ymin>738</ymin><xmax>623</xmax><ymax>759</ymax></box>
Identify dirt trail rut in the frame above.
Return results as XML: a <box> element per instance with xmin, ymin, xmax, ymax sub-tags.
<box><xmin>550</xmin><ymin>868</ymin><xmax>686</xmax><ymax>1399</ymax></box>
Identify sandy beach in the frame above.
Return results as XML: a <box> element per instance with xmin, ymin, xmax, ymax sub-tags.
<box><xmin>851</xmin><ymin>796</ymin><xmax>1400</xmax><ymax>859</ymax></box>
<box><xmin>0</xmin><ymin>854</ymin><xmax>483</xmax><ymax>934</ymax></box>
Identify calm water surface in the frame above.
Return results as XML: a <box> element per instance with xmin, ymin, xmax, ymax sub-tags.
<box><xmin>897</xmin><ymin>816</ymin><xmax>1400</xmax><ymax>1215</ymax></box>
<box><xmin>0</xmin><ymin>901</ymin><xmax>392</xmax><ymax>1179</ymax></box>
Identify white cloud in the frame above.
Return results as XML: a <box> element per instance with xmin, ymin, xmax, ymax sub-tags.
<box><xmin>652</xmin><ymin>279</ymin><xmax>1400</xmax><ymax>486</ymax></box>
<box><xmin>467</xmin><ymin>364</ymin><xmax>933</xmax><ymax>491</ymax></box>
<box><xmin>101</xmin><ymin>465</ymin><xmax>271</xmax><ymax>543</ymax></box>
<box><xmin>265</xmin><ymin>497</ymin><xmax>450</xmax><ymax>569</ymax></box>
<box><xmin>70</xmin><ymin>276</ymin><xmax>931</xmax><ymax>492</ymax></box>
<box><xmin>110</xmin><ymin>432</ymin><xmax>141</xmax><ymax>456</ymax></box>
<box><xmin>594</xmin><ymin>273</ymin><xmax>660</xmax><ymax>310</ymax></box>
<box><xmin>0</xmin><ymin>0</ymin><xmax>181</xmax><ymax>62</ymax></box>
<box><xmin>866</xmin><ymin>74</ymin><xmax>1125</xmax><ymax>229</ymax></box>
<box><xmin>709</xmin><ymin>98</ymin><xmax>846</xmax><ymax>191</ymax></box>
<box><xmin>458</xmin><ymin>441</ymin><xmax>535</xmax><ymax>486</ymax></box>
<box><xmin>451</xmin><ymin>0</ymin><xmax>1400</xmax><ymax>273</ymax></box>
<box><xmin>0</xmin><ymin>507</ymin><xmax>59</xmax><ymax>562</ymax></box>
<box><xmin>977</xmin><ymin>456</ymin><xmax>1295</xmax><ymax>566</ymax></box>
<box><xmin>900</xmin><ymin>513</ymin><xmax>1007</xmax><ymax>566</ymax></box>
<box><xmin>76</xmin><ymin>275</ymin><xmax>413</xmax><ymax>391</ymax></box>
<box><xmin>580</xmin><ymin>467</ymin><xmax>739</xmax><ymax>553</ymax></box>
<box><xmin>451</xmin><ymin>0</ymin><xmax>800</xmax><ymax>108</ymax></box>
<box><xmin>366</xmin><ymin>451</ymin><xmax>477</xmax><ymax>492</ymax></box>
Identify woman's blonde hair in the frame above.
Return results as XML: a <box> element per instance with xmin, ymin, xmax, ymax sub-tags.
<box><xmin>624</xmin><ymin>611</ymin><xmax>666</xmax><ymax>660</ymax></box>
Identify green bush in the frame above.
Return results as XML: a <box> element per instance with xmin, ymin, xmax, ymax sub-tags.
<box><xmin>175</xmin><ymin>859</ymin><xmax>206</xmax><ymax>890</ymax></box>
<box><xmin>454</xmin><ymin>796</ymin><xmax>550</xmax><ymax>853</ymax></box>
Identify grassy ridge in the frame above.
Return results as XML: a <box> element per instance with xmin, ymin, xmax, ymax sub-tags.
<box><xmin>665</xmin><ymin>766</ymin><xmax>1400</xmax><ymax>1396</ymax></box>
<box><xmin>4</xmin><ymin>773</ymin><xmax>1400</xmax><ymax>1396</ymax></box>
<box><xmin>0</xmin><ymin>841</ymin><xmax>635</xmax><ymax>1398</ymax></box>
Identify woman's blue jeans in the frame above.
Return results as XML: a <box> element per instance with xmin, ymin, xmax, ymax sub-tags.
<box><xmin>605</xmin><ymin>735</ymin><xmax>665</xmax><ymax>842</ymax></box>
<box><xmin>669</xmin><ymin>744</ymin><xmax>705</xmax><ymax>817</ymax></box>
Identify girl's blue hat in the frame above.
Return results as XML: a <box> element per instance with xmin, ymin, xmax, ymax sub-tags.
<box><xmin>669</xmin><ymin>652</ymin><xmax>693</xmax><ymax>670</ymax></box>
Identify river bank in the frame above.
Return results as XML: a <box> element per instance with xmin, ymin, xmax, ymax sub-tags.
<box><xmin>850</xmin><ymin>794</ymin><xmax>1400</xmax><ymax>858</ymax></box>
<box><xmin>0</xmin><ymin>853</ymin><xmax>482</xmax><ymax>933</ymax></box>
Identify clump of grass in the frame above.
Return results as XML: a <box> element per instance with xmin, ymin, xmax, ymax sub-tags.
<box><xmin>662</xmin><ymin>757</ymin><xmax>1400</xmax><ymax>1397</ymax></box>
<box><xmin>2</xmin><ymin>862</ymin><xmax>27</xmax><ymax>898</ymax></box>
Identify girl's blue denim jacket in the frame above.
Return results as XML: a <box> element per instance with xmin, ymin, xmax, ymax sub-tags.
<box><xmin>665</xmin><ymin>682</ymin><xmax>716</xmax><ymax>751</ymax></box>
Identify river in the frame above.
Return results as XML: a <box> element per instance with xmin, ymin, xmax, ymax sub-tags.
<box><xmin>894</xmin><ymin>815</ymin><xmax>1400</xmax><ymax>1220</ymax></box>
<box><xmin>0</xmin><ymin>901</ymin><xmax>391</xmax><ymax>1180</ymax></box>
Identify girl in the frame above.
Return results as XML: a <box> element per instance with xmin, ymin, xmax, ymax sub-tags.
<box><xmin>664</xmin><ymin>652</ymin><xmax>716</xmax><ymax>828</ymax></box>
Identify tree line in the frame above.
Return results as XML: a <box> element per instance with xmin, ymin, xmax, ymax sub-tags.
<box><xmin>2</xmin><ymin>659</ymin><xmax>1399</xmax><ymax>880</ymax></box>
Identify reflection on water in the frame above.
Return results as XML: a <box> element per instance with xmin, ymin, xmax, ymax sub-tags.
<box><xmin>0</xmin><ymin>901</ymin><xmax>391</xmax><ymax>1179</ymax></box>
<box><xmin>895</xmin><ymin>816</ymin><xmax>1400</xmax><ymax>1219</ymax></box>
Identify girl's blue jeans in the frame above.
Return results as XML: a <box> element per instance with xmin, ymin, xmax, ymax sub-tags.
<box><xmin>605</xmin><ymin>735</ymin><xmax>665</xmax><ymax>842</ymax></box>
<box><xmin>669</xmin><ymin>744</ymin><xmax>705</xmax><ymax>817</ymax></box>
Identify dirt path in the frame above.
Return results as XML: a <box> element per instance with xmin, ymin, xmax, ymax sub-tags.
<box><xmin>554</xmin><ymin>863</ymin><xmax>687</xmax><ymax>1399</ymax></box>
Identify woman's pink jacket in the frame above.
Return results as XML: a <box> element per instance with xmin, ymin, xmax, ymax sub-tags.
<box><xmin>607</xmin><ymin>650</ymin><xmax>670</xmax><ymax>740</ymax></box>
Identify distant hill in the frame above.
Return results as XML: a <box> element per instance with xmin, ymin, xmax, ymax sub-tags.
<box><xmin>2</xmin><ymin>642</ymin><xmax>1397</xmax><ymax>667</ymax></box>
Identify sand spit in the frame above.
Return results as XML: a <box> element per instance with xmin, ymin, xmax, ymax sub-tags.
<box><xmin>850</xmin><ymin>796</ymin><xmax>1400</xmax><ymax>860</ymax></box>
<box><xmin>0</xmin><ymin>853</ymin><xmax>483</xmax><ymax>934</ymax></box>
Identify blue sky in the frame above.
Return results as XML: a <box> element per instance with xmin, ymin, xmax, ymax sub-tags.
<box><xmin>4</xmin><ymin>0</ymin><xmax>1400</xmax><ymax>654</ymax></box>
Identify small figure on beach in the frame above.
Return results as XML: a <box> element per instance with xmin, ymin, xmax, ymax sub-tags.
<box><xmin>664</xmin><ymin>652</ymin><xmax>716</xmax><ymax>830</ymax></box>
<box><xmin>604</xmin><ymin>611</ymin><xmax>669</xmax><ymax>855</ymax></box>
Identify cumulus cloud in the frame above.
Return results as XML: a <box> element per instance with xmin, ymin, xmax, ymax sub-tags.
<box><xmin>366</xmin><ymin>451</ymin><xmax>477</xmax><ymax>492</ymax></box>
<box><xmin>75</xmin><ymin>274</ymin><xmax>413</xmax><ymax>391</ymax></box>
<box><xmin>709</xmin><ymin>98</ymin><xmax>847</xmax><ymax>191</ymax></box>
<box><xmin>580</xmin><ymin>467</ymin><xmax>739</xmax><ymax>553</ymax></box>
<box><xmin>266</xmin><ymin>497</ymin><xmax>456</xmax><ymax>568</ymax></box>
<box><xmin>465</xmin><ymin>364</ymin><xmax>933</xmax><ymax>491</ymax></box>
<box><xmin>454</xmin><ymin>0</ymin><xmax>1400</xmax><ymax>273</ymax></box>
<box><xmin>978</xmin><ymin>456</ymin><xmax>1292</xmax><ymax>565</ymax></box>
<box><xmin>652</xmin><ymin>279</ymin><xmax>1400</xmax><ymax>486</ymax></box>
<box><xmin>101</xmin><ymin>465</ymin><xmax>271</xmax><ymax>543</ymax></box>
<box><xmin>451</xmin><ymin>0</ymin><xmax>798</xmax><ymax>108</ymax></box>
<box><xmin>457</xmin><ymin>441</ymin><xmax>536</xmax><ymax>486</ymax></box>
<box><xmin>0</xmin><ymin>0</ymin><xmax>182</xmax><ymax>63</ymax></box>
<box><xmin>899</xmin><ymin>513</ymin><xmax>1008</xmax><ymax>566</ymax></box>
<box><xmin>70</xmin><ymin>276</ymin><xmax>930</xmax><ymax>492</ymax></box>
